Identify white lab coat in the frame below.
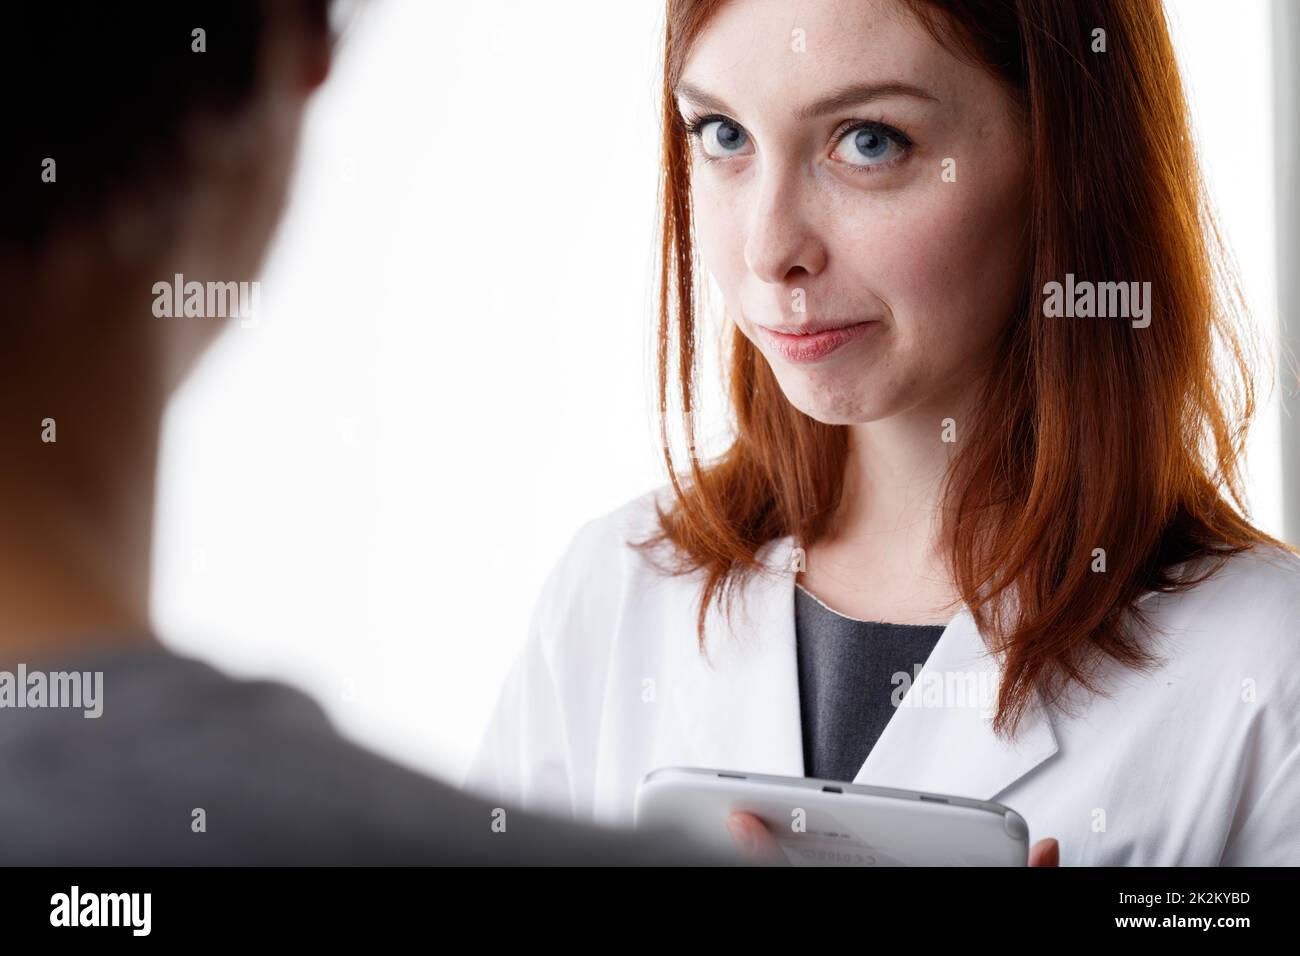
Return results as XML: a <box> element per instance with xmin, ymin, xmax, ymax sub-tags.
<box><xmin>464</xmin><ymin>485</ymin><xmax>1300</xmax><ymax>865</ymax></box>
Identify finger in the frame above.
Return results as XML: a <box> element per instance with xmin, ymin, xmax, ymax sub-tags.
<box><xmin>726</xmin><ymin>811</ymin><xmax>784</xmax><ymax>862</ymax></box>
<box><xmin>1028</xmin><ymin>837</ymin><xmax>1060</xmax><ymax>867</ymax></box>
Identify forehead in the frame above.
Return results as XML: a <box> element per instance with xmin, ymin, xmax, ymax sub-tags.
<box><xmin>679</xmin><ymin>0</ymin><xmax>965</xmax><ymax>111</ymax></box>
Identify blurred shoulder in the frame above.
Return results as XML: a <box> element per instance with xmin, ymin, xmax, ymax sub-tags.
<box><xmin>546</xmin><ymin>482</ymin><xmax>682</xmax><ymax>586</ymax></box>
<box><xmin>572</xmin><ymin>482</ymin><xmax>675</xmax><ymax>545</ymax></box>
<box><xmin>1159</xmin><ymin>542</ymin><xmax>1300</xmax><ymax>674</ymax></box>
<box><xmin>528</xmin><ymin>483</ymin><xmax>691</xmax><ymax>648</ymax></box>
<box><xmin>1176</xmin><ymin>543</ymin><xmax>1300</xmax><ymax>621</ymax></box>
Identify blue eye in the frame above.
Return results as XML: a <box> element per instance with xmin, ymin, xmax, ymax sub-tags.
<box><xmin>684</xmin><ymin>115</ymin><xmax>753</xmax><ymax>159</ymax></box>
<box><xmin>832</xmin><ymin>122</ymin><xmax>910</xmax><ymax>168</ymax></box>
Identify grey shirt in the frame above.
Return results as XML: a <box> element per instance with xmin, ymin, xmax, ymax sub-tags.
<box><xmin>0</xmin><ymin>644</ymin><xmax>731</xmax><ymax>865</ymax></box>
<box><xmin>794</xmin><ymin>584</ymin><xmax>947</xmax><ymax>783</ymax></box>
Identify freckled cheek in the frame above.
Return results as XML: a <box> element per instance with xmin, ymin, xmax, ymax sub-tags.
<box><xmin>835</xmin><ymin>188</ymin><xmax>1023</xmax><ymax>350</ymax></box>
<box><xmin>693</xmin><ymin>189</ymin><xmax>753</xmax><ymax>313</ymax></box>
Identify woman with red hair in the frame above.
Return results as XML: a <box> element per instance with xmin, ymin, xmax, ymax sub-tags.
<box><xmin>467</xmin><ymin>0</ymin><xmax>1300</xmax><ymax>866</ymax></box>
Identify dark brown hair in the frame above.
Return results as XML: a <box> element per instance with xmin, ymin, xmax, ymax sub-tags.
<box><xmin>1</xmin><ymin>0</ymin><xmax>333</xmax><ymax>252</ymax></box>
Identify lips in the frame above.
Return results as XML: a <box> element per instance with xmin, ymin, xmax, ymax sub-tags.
<box><xmin>758</xmin><ymin>319</ymin><xmax>875</xmax><ymax>335</ymax></box>
<box><xmin>756</xmin><ymin>319</ymin><xmax>881</xmax><ymax>364</ymax></box>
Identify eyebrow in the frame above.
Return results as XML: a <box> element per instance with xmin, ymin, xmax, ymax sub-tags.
<box><xmin>674</xmin><ymin>80</ymin><xmax>939</xmax><ymax>120</ymax></box>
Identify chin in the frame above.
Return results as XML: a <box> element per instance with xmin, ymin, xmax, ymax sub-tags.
<box><xmin>794</xmin><ymin>404</ymin><xmax>881</xmax><ymax>426</ymax></box>
<box><xmin>777</xmin><ymin>376</ymin><xmax>888</xmax><ymax>426</ymax></box>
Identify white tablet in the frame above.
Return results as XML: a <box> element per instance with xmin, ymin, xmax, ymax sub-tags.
<box><xmin>634</xmin><ymin>767</ymin><xmax>1029</xmax><ymax>866</ymax></box>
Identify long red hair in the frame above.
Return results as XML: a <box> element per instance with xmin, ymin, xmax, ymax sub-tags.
<box><xmin>634</xmin><ymin>0</ymin><xmax>1297</xmax><ymax>739</ymax></box>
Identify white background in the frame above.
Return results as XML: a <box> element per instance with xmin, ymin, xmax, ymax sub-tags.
<box><xmin>151</xmin><ymin>0</ymin><xmax>1285</xmax><ymax>782</ymax></box>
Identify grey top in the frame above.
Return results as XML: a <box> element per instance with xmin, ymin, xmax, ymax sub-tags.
<box><xmin>794</xmin><ymin>584</ymin><xmax>947</xmax><ymax>783</ymax></box>
<box><xmin>0</xmin><ymin>644</ymin><xmax>729</xmax><ymax>865</ymax></box>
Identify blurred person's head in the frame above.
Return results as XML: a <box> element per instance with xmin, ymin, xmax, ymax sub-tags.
<box><xmin>1</xmin><ymin>0</ymin><xmax>333</xmax><ymax>393</ymax></box>
<box><xmin>0</xmin><ymin>1</ymin><xmax>336</xmax><ymax>655</ymax></box>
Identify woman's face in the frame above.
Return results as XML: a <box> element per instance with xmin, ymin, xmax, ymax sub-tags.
<box><xmin>678</xmin><ymin>0</ymin><xmax>1028</xmax><ymax>425</ymax></box>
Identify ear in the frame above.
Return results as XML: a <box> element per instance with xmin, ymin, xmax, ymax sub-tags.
<box><xmin>301</xmin><ymin>32</ymin><xmax>332</xmax><ymax>92</ymax></box>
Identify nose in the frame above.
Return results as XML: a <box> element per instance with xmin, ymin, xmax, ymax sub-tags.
<box><xmin>742</xmin><ymin>165</ymin><xmax>828</xmax><ymax>285</ymax></box>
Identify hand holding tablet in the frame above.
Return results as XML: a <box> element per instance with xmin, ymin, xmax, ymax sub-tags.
<box><xmin>636</xmin><ymin>767</ymin><xmax>1059</xmax><ymax>867</ymax></box>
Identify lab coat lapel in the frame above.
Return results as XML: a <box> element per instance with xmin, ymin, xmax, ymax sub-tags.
<box><xmin>664</xmin><ymin>533</ymin><xmax>1114</xmax><ymax>803</ymax></box>
<box><xmin>850</xmin><ymin>606</ymin><xmax>1060</xmax><ymax>801</ymax></box>
<box><xmin>853</xmin><ymin>583</ymin><xmax>1169</xmax><ymax>800</ymax></box>
<box><xmin>665</xmin><ymin>534</ymin><xmax>806</xmax><ymax>778</ymax></box>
